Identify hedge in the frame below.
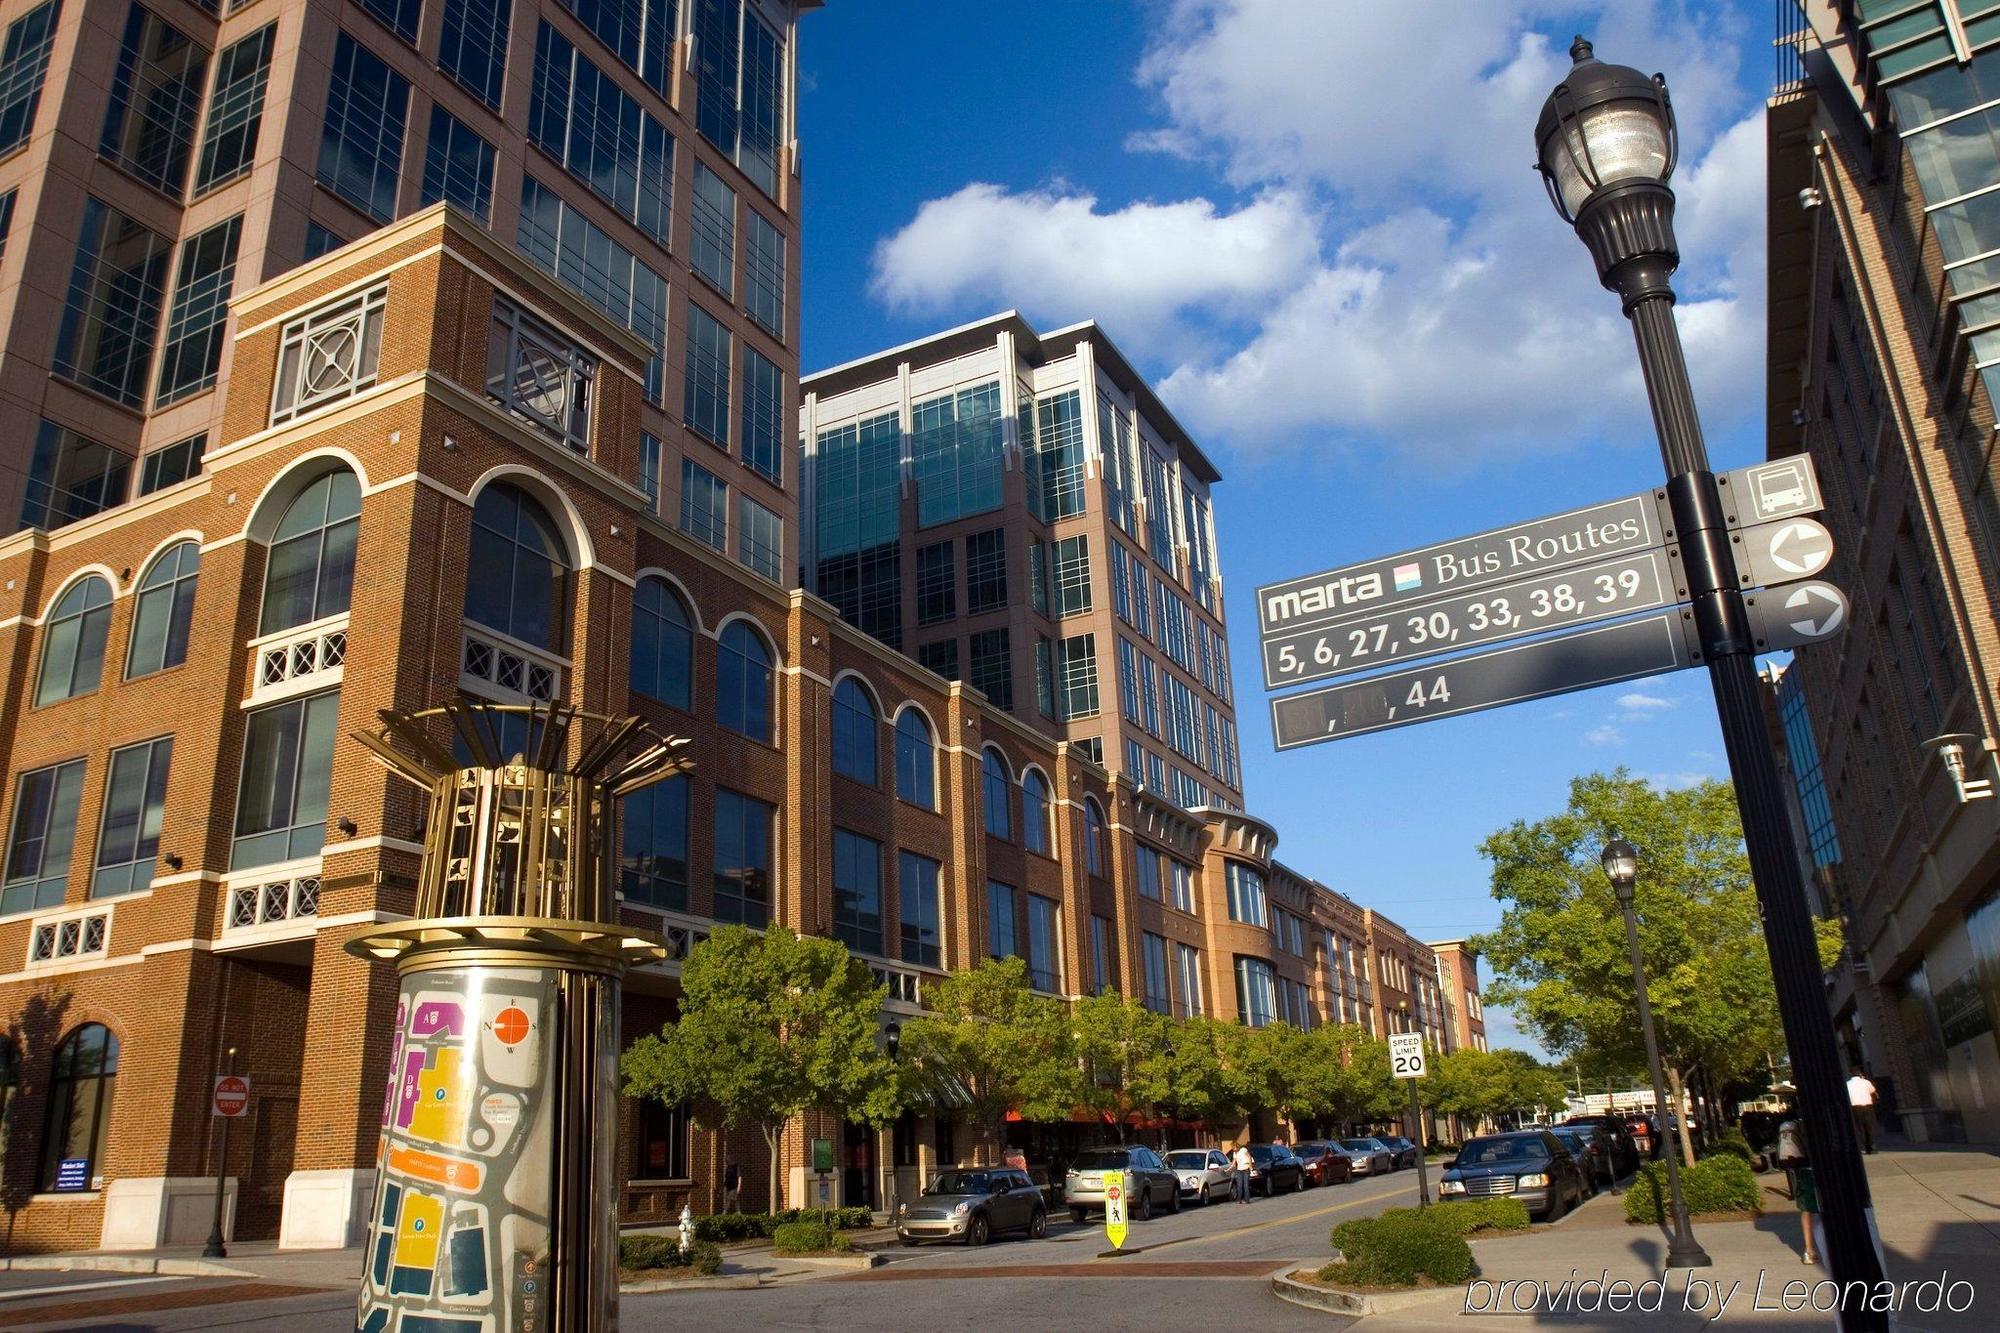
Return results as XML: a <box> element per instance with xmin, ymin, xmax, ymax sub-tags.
<box><xmin>1428</xmin><ymin>1198</ymin><xmax>1531</xmax><ymax>1236</ymax></box>
<box><xmin>693</xmin><ymin>1207</ymin><xmax>874</xmax><ymax>1242</ymax></box>
<box><xmin>1623</xmin><ymin>1155</ymin><xmax>1761</xmax><ymax>1224</ymax></box>
<box><xmin>618</xmin><ymin>1235</ymin><xmax>723</xmax><ymax>1275</ymax></box>
<box><xmin>1705</xmin><ymin>1129</ymin><xmax>1757</xmax><ymax>1165</ymax></box>
<box><xmin>771</xmin><ymin>1219</ymin><xmax>856</xmax><ymax>1255</ymax></box>
<box><xmin>1323</xmin><ymin>1207</ymin><xmax>1476</xmax><ymax>1287</ymax></box>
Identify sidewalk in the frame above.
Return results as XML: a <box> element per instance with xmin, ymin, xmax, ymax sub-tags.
<box><xmin>1339</xmin><ymin>1147</ymin><xmax>2000</xmax><ymax>1330</ymax></box>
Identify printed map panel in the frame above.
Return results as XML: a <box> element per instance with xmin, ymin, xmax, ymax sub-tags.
<box><xmin>358</xmin><ymin>966</ymin><xmax>557</xmax><ymax>1332</ymax></box>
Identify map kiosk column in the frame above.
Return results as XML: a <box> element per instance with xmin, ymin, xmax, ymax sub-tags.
<box><xmin>346</xmin><ymin>702</ymin><xmax>686</xmax><ymax>1333</ymax></box>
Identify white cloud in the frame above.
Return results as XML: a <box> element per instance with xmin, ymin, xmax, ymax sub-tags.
<box><xmin>1645</xmin><ymin>771</ymin><xmax>1713</xmax><ymax>790</ymax></box>
<box><xmin>868</xmin><ymin>184</ymin><xmax>1321</xmax><ymax>353</ymax></box>
<box><xmin>867</xmin><ymin>1</ymin><xmax>1767</xmax><ymax>470</ymax></box>
<box><xmin>1584</xmin><ymin>725</ymin><xmax>1623</xmax><ymax>746</ymax></box>
<box><xmin>1616</xmin><ymin>692</ymin><xmax>1675</xmax><ymax>712</ymax></box>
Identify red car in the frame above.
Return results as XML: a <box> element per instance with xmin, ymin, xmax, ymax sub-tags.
<box><xmin>1292</xmin><ymin>1141</ymin><xmax>1355</xmax><ymax>1186</ymax></box>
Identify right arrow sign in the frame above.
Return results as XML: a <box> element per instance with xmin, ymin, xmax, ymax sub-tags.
<box><xmin>1738</xmin><ymin>516</ymin><xmax>1835</xmax><ymax>588</ymax></box>
<box><xmin>1747</xmin><ymin>580</ymin><xmax>1849</xmax><ymax>651</ymax></box>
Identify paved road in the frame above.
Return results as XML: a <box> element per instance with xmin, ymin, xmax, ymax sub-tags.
<box><xmin>0</xmin><ymin>1168</ymin><xmax>1427</xmax><ymax>1329</ymax></box>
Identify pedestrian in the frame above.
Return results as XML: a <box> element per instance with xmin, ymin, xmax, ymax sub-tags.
<box><xmin>1846</xmin><ymin>1065</ymin><xmax>1879</xmax><ymax>1154</ymax></box>
<box><xmin>1232</xmin><ymin>1142</ymin><xmax>1253</xmax><ymax>1204</ymax></box>
<box><xmin>1776</xmin><ymin>1113</ymin><xmax>1819</xmax><ymax>1266</ymax></box>
<box><xmin>723</xmin><ymin>1159</ymin><xmax>742</xmax><ymax>1213</ymax></box>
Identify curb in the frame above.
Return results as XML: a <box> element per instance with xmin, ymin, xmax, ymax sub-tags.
<box><xmin>1269</xmin><ymin>1268</ymin><xmax>1462</xmax><ymax>1318</ymax></box>
<box><xmin>778</xmin><ymin>1252</ymin><xmax>880</xmax><ymax>1271</ymax></box>
<box><xmin>620</xmin><ymin>1274</ymin><xmax>762</xmax><ymax>1293</ymax></box>
<box><xmin>0</xmin><ymin>1255</ymin><xmax>256</xmax><ymax>1278</ymax></box>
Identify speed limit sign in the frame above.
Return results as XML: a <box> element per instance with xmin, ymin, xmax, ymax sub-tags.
<box><xmin>1389</xmin><ymin>1032</ymin><xmax>1426</xmax><ymax>1080</ymax></box>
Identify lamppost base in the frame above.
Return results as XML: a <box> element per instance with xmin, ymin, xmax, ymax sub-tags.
<box><xmin>1666</xmin><ymin>1238</ymin><xmax>1712</xmax><ymax>1269</ymax></box>
<box><xmin>201</xmin><ymin>1237</ymin><xmax>226</xmax><ymax>1259</ymax></box>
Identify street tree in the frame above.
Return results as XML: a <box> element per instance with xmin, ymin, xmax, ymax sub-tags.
<box><xmin>1150</xmin><ymin>1015</ymin><xmax>1242</xmax><ymax>1133</ymax></box>
<box><xmin>621</xmin><ymin>924</ymin><xmax>902</xmax><ymax>1213</ymax></box>
<box><xmin>1474</xmin><ymin>771</ymin><xmax>1840</xmax><ymax>1148</ymax></box>
<box><xmin>894</xmin><ymin>958</ymin><xmax>1080</xmax><ymax>1157</ymax></box>
<box><xmin>1073</xmin><ymin>992</ymin><xmax>1174</xmax><ymax>1134</ymax></box>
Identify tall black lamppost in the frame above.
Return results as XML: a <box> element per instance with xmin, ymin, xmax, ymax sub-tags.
<box><xmin>1599</xmin><ymin>838</ymin><xmax>1706</xmax><ymax>1267</ymax></box>
<box><xmin>1537</xmin><ymin>38</ymin><xmax>1886</xmax><ymax>1319</ymax></box>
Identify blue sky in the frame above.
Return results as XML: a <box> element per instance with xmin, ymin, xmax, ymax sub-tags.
<box><xmin>798</xmin><ymin>1</ymin><xmax>1774</xmax><ymax>1056</ymax></box>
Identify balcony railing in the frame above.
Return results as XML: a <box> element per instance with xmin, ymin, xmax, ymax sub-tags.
<box><xmin>225</xmin><ymin>873</ymin><xmax>321</xmax><ymax>932</ymax></box>
<box><xmin>252</xmin><ymin>616</ymin><xmax>348</xmax><ymax>700</ymax></box>
<box><xmin>28</xmin><ymin>909</ymin><xmax>109</xmax><ymax>965</ymax></box>
<box><xmin>460</xmin><ymin>629</ymin><xmax>562</xmax><ymax>703</ymax></box>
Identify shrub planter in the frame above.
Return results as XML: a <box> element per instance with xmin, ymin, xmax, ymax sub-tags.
<box><xmin>1272</xmin><ymin>1265</ymin><xmax>1463</xmax><ymax>1318</ymax></box>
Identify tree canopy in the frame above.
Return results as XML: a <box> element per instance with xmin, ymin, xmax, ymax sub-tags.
<box><xmin>894</xmin><ymin>957</ymin><xmax>1081</xmax><ymax>1156</ymax></box>
<box><xmin>621</xmin><ymin>924</ymin><xmax>902</xmax><ymax>1212</ymax></box>
<box><xmin>1472</xmin><ymin>771</ymin><xmax>1840</xmax><ymax>1096</ymax></box>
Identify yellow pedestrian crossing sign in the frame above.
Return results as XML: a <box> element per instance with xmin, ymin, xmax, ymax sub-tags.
<box><xmin>1104</xmin><ymin>1171</ymin><xmax>1129</xmax><ymax>1249</ymax></box>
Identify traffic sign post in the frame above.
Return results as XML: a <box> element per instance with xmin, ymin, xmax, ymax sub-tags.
<box><xmin>1389</xmin><ymin>1034</ymin><xmax>1430</xmax><ymax>1210</ymax></box>
<box><xmin>1261</xmin><ymin>549</ymin><xmax>1677</xmax><ymax>690</ymax></box>
<box><xmin>1104</xmin><ymin>1172</ymin><xmax>1128</xmax><ymax>1250</ymax></box>
<box><xmin>1256</xmin><ymin>492</ymin><xmax>1669</xmax><ymax>642</ymax></box>
<box><xmin>1733</xmin><ymin>517</ymin><xmax>1833</xmax><ymax>588</ymax></box>
<box><xmin>1270</xmin><ymin>613</ymin><xmax>1696</xmax><ymax>751</ymax></box>
<box><xmin>212</xmin><ymin>1074</ymin><xmax>250</xmax><ymax>1118</ymax></box>
<box><xmin>203</xmin><ymin>1047</ymin><xmax>239</xmax><ymax>1259</ymax></box>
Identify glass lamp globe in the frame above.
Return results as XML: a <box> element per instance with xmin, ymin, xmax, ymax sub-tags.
<box><xmin>1535</xmin><ymin>37</ymin><xmax>1676</xmax><ymax>221</ymax></box>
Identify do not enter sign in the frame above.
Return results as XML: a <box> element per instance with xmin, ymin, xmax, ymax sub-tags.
<box><xmin>212</xmin><ymin>1073</ymin><xmax>250</xmax><ymax>1118</ymax></box>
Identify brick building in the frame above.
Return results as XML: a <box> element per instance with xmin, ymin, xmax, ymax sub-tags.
<box><xmin>0</xmin><ymin>0</ymin><xmax>1480</xmax><ymax>1258</ymax></box>
<box><xmin>1770</xmin><ymin>0</ymin><xmax>2000</xmax><ymax>1143</ymax></box>
<box><xmin>1430</xmin><ymin>939</ymin><xmax>1487</xmax><ymax>1056</ymax></box>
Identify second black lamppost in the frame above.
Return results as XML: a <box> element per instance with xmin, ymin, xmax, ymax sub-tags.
<box><xmin>1599</xmin><ymin>838</ymin><xmax>1706</xmax><ymax>1268</ymax></box>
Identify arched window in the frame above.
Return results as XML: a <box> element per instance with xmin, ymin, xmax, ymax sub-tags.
<box><xmin>894</xmin><ymin>709</ymin><xmax>936</xmax><ymax>810</ymax></box>
<box><xmin>125</xmin><ymin>542</ymin><xmax>200</xmax><ymax>678</ymax></box>
<box><xmin>1022</xmin><ymin>770</ymin><xmax>1050</xmax><ymax>856</ymax></box>
<box><xmin>717</xmin><ymin>622</ymin><xmax>773</xmax><ymax>742</ymax></box>
<box><xmin>39</xmin><ymin>1024</ymin><xmax>118</xmax><ymax>1192</ymax></box>
<box><xmin>631</xmin><ymin>577</ymin><xmax>693</xmax><ymax>709</ymax></box>
<box><xmin>1084</xmin><ymin>798</ymin><xmax>1107</xmax><ymax>876</ymax></box>
<box><xmin>465</xmin><ymin>482</ymin><xmax>569</xmax><ymax>652</ymax></box>
<box><xmin>260</xmin><ymin>469</ymin><xmax>360</xmax><ymax>634</ymax></box>
<box><xmin>35</xmin><ymin>577</ymin><xmax>113</xmax><ymax>706</ymax></box>
<box><xmin>982</xmin><ymin>748</ymin><xmax>1012</xmax><ymax>840</ymax></box>
<box><xmin>832</xmin><ymin>678</ymin><xmax>878</xmax><ymax>785</ymax></box>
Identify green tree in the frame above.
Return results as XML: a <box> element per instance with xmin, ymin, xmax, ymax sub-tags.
<box><xmin>1149</xmin><ymin>1015</ymin><xmax>1242</xmax><ymax>1131</ymax></box>
<box><xmin>621</xmin><ymin>925</ymin><xmax>902</xmax><ymax>1213</ymax></box>
<box><xmin>1473</xmin><ymin>772</ymin><xmax>1840</xmax><ymax>1129</ymax></box>
<box><xmin>894</xmin><ymin>958</ymin><xmax>1080</xmax><ymax>1157</ymax></box>
<box><xmin>1073</xmin><ymin>992</ymin><xmax>1173</xmax><ymax>1131</ymax></box>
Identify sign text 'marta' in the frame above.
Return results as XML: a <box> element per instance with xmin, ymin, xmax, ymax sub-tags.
<box><xmin>1257</xmin><ymin>495</ymin><xmax>1663</xmax><ymax>637</ymax></box>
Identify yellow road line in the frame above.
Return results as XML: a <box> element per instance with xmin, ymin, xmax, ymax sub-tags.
<box><xmin>1090</xmin><ymin>1180</ymin><xmax>1417</xmax><ymax>1261</ymax></box>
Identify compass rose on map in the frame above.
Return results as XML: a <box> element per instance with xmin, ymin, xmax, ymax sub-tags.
<box><xmin>489</xmin><ymin>1006</ymin><xmax>530</xmax><ymax>1046</ymax></box>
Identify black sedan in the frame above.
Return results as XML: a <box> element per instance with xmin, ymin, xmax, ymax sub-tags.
<box><xmin>1246</xmin><ymin>1143</ymin><xmax>1306</xmax><ymax>1196</ymax></box>
<box><xmin>1437</xmin><ymin>1131</ymin><xmax>1589</xmax><ymax>1220</ymax></box>
<box><xmin>1560</xmin><ymin>1114</ymin><xmax>1641</xmax><ymax>1177</ymax></box>
<box><xmin>1550</xmin><ymin>1126</ymin><xmax>1611</xmax><ymax>1192</ymax></box>
<box><xmin>1376</xmin><ymin>1135</ymin><xmax>1422</xmax><ymax>1170</ymax></box>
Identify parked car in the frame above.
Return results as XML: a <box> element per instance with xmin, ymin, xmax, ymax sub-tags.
<box><xmin>1549</xmin><ymin>1126</ymin><xmax>1610</xmax><ymax>1194</ymax></box>
<box><xmin>1246</xmin><ymin>1143</ymin><xmax>1305</xmax><ymax>1196</ymax></box>
<box><xmin>1377</xmin><ymin>1135</ymin><xmax>1422</xmax><ymax>1170</ymax></box>
<box><xmin>1438</xmin><ymin>1131</ymin><xmax>1589</xmax><ymax>1221</ymax></box>
<box><xmin>1339</xmin><ymin>1137</ymin><xmax>1396</xmax><ymax>1176</ymax></box>
<box><xmin>1164</xmin><ymin>1148</ymin><xmax>1234</xmax><ymax>1205</ymax></box>
<box><xmin>1560</xmin><ymin>1114</ymin><xmax>1641</xmax><ymax>1178</ymax></box>
<box><xmin>1622</xmin><ymin>1113</ymin><xmax>1661</xmax><ymax>1160</ymax></box>
<box><xmin>897</xmin><ymin>1166</ymin><xmax>1048</xmax><ymax>1246</ymax></box>
<box><xmin>1292</xmin><ymin>1141</ymin><xmax>1354</xmax><ymax>1187</ymax></box>
<box><xmin>1064</xmin><ymin>1145</ymin><xmax>1181</xmax><ymax>1223</ymax></box>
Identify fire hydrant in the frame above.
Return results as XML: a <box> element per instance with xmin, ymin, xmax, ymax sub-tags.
<box><xmin>678</xmin><ymin>1203</ymin><xmax>694</xmax><ymax>1257</ymax></box>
